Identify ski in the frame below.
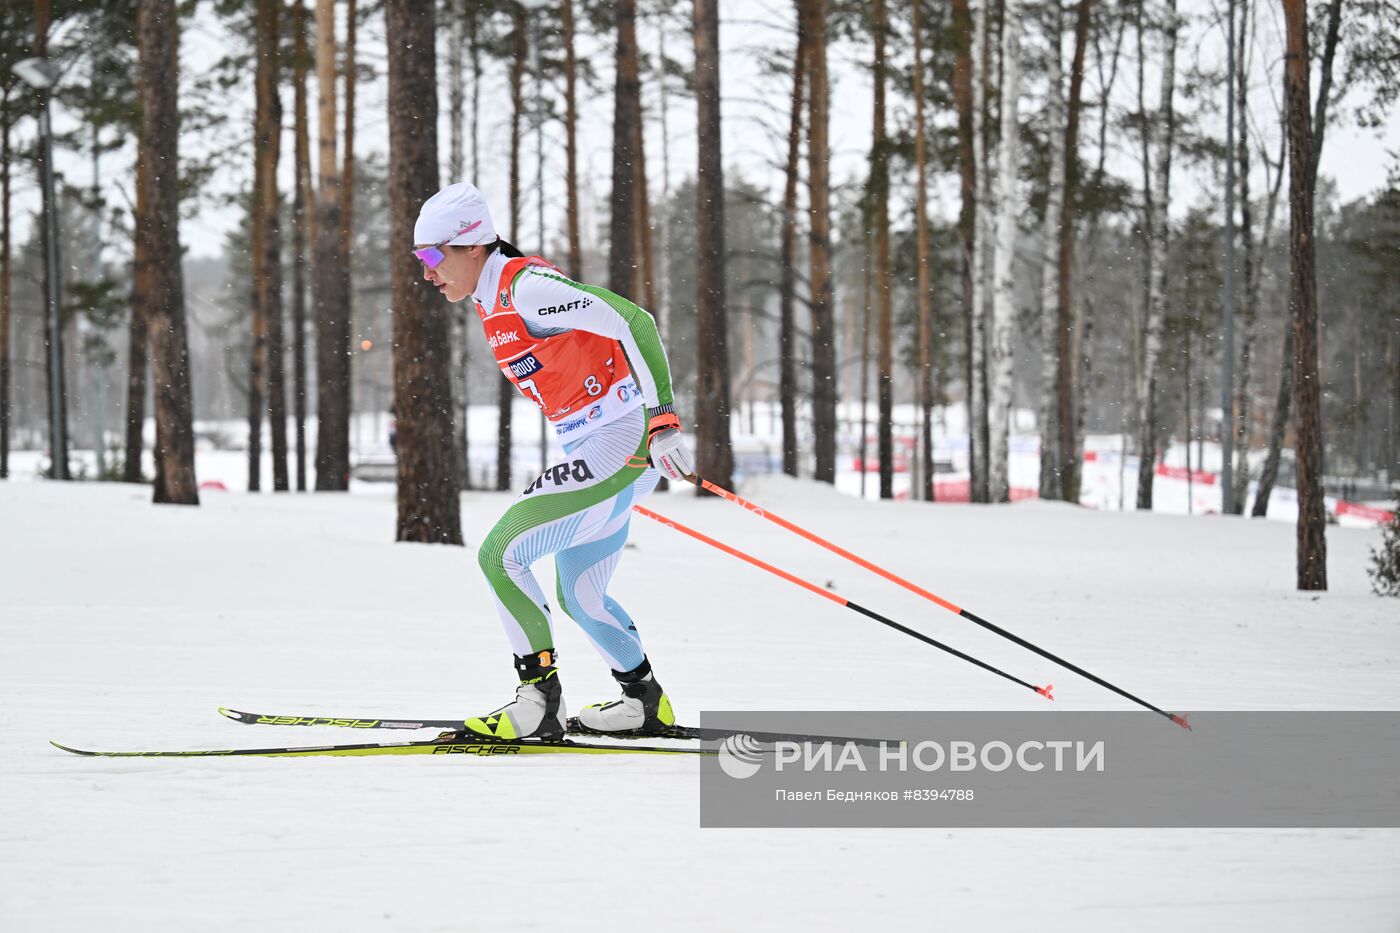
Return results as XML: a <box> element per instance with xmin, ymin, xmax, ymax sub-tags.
<box><xmin>564</xmin><ymin>717</ymin><xmax>894</xmax><ymax>748</ymax></box>
<box><xmin>219</xmin><ymin>707</ymin><xmax>463</xmax><ymax>731</ymax></box>
<box><xmin>50</xmin><ymin>738</ymin><xmax>709</xmax><ymax>759</ymax></box>
<box><xmin>219</xmin><ymin>707</ymin><xmax>893</xmax><ymax>748</ymax></box>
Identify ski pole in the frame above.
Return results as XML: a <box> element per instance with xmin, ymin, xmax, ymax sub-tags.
<box><xmin>631</xmin><ymin>503</ymin><xmax>1054</xmax><ymax>703</ymax></box>
<box><xmin>689</xmin><ymin>477</ymin><xmax>1190</xmax><ymax>731</ymax></box>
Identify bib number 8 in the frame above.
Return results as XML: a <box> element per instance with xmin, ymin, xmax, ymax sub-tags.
<box><xmin>584</xmin><ymin>375</ymin><xmax>602</xmax><ymax>397</ymax></box>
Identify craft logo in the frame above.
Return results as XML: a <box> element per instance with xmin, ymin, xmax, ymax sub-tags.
<box><xmin>509</xmin><ymin>353</ymin><xmax>543</xmax><ymax>379</ymax></box>
<box><xmin>489</xmin><ymin>330</ymin><xmax>521</xmax><ymax>350</ymax></box>
<box><xmin>538</xmin><ymin>298</ymin><xmax>592</xmax><ymax>316</ymax></box>
<box><xmin>717</xmin><ymin>733</ymin><xmax>765</xmax><ymax>780</ymax></box>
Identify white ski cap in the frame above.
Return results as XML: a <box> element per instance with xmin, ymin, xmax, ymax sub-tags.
<box><xmin>414</xmin><ymin>182</ymin><xmax>497</xmax><ymax>247</ymax></box>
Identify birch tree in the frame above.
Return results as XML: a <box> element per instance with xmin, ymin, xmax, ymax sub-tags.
<box><xmin>1038</xmin><ymin>0</ymin><xmax>1066</xmax><ymax>500</ymax></box>
<box><xmin>778</xmin><ymin>4</ymin><xmax>806</xmax><ymax>479</ymax></box>
<box><xmin>1134</xmin><ymin>0</ymin><xmax>1178</xmax><ymax>511</ymax></box>
<box><xmin>988</xmin><ymin>0</ymin><xmax>1023</xmax><ymax>503</ymax></box>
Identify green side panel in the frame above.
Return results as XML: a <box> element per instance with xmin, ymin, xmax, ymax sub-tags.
<box><xmin>477</xmin><ymin>410</ymin><xmax>649</xmax><ymax>650</ymax></box>
<box><xmin>528</xmin><ymin>271</ymin><xmax>674</xmax><ymax>408</ymax></box>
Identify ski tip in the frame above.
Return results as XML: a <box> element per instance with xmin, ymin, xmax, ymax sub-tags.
<box><xmin>1035</xmin><ymin>684</ymin><xmax>1054</xmax><ymax>701</ymax></box>
<box><xmin>50</xmin><ymin>740</ymin><xmax>92</xmax><ymax>756</ymax></box>
<box><xmin>217</xmin><ymin>707</ymin><xmax>245</xmax><ymax>722</ymax></box>
<box><xmin>1170</xmin><ymin>713</ymin><xmax>1191</xmax><ymax>731</ymax></box>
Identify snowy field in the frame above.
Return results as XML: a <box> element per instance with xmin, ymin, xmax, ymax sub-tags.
<box><xmin>2</xmin><ymin>475</ymin><xmax>1398</xmax><ymax>931</ymax></box>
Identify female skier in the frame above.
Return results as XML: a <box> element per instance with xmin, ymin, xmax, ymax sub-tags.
<box><xmin>413</xmin><ymin>182</ymin><xmax>692</xmax><ymax>741</ymax></box>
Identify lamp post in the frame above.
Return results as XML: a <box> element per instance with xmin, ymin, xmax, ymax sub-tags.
<box><xmin>13</xmin><ymin>56</ymin><xmax>67</xmax><ymax>480</ymax></box>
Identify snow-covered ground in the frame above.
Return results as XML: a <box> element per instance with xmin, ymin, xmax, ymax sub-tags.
<box><xmin>2</xmin><ymin>476</ymin><xmax>1398</xmax><ymax>931</ymax></box>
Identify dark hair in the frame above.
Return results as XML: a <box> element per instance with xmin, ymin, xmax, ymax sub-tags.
<box><xmin>492</xmin><ymin>238</ymin><xmax>524</xmax><ymax>258</ymax></box>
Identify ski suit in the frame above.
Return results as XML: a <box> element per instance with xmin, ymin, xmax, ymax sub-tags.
<box><xmin>472</xmin><ymin>249</ymin><xmax>673</xmax><ymax>672</ymax></box>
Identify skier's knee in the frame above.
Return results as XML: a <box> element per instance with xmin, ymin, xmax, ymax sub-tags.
<box><xmin>478</xmin><ymin>528</ymin><xmax>509</xmax><ymax>581</ymax></box>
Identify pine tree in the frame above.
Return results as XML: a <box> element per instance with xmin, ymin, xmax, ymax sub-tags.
<box><xmin>385</xmin><ymin>0</ymin><xmax>461</xmax><ymax>544</ymax></box>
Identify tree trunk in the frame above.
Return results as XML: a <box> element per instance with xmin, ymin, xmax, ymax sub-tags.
<box><xmin>1230</xmin><ymin>0</ymin><xmax>1255</xmax><ymax>514</ymax></box>
<box><xmin>249</xmin><ymin>0</ymin><xmax>284</xmax><ymax>493</ymax></box>
<box><xmin>1254</xmin><ymin>0</ymin><xmax>1337</xmax><ymax>517</ymax></box>
<box><xmin>384</xmin><ymin>0</ymin><xmax>461</xmax><ymax>544</ymax></box>
<box><xmin>988</xmin><ymin>0</ymin><xmax>1022</xmax><ymax>504</ymax></box>
<box><xmin>125</xmin><ymin>141</ymin><xmax>151</xmax><ymax>485</ymax></box>
<box><xmin>1282</xmin><ymin>0</ymin><xmax>1325</xmax><ymax>590</ymax></box>
<box><xmin>34</xmin><ymin>0</ymin><xmax>70</xmax><ymax>481</ymax></box>
<box><xmin>632</xmin><ymin>96</ymin><xmax>656</xmax><ymax>314</ymax></box>
<box><xmin>872</xmin><ymin>0</ymin><xmax>894</xmax><ymax>500</ymax></box>
<box><xmin>1135</xmin><ymin>0</ymin><xmax>1178</xmax><ymax>511</ymax></box>
<box><xmin>1038</xmin><ymin>0</ymin><xmax>1065</xmax><ymax>501</ymax></box>
<box><xmin>779</xmin><ymin>7</ymin><xmax>806</xmax><ymax>479</ymax></box>
<box><xmin>265</xmin><ymin>2</ymin><xmax>288</xmax><ymax>494</ymax></box>
<box><xmin>693</xmin><ymin>0</ymin><xmax>733</xmax><ymax>490</ymax></box>
<box><xmin>498</xmin><ymin>7</ymin><xmax>527</xmax><ymax>492</ymax></box>
<box><xmin>448</xmin><ymin>5</ymin><xmax>464</xmax><ymax>183</ymax></box>
<box><xmin>314</xmin><ymin>0</ymin><xmax>349</xmax><ymax>490</ymax></box>
<box><xmin>610</xmin><ymin>0</ymin><xmax>639</xmax><ymax>296</ymax></box>
<box><xmin>1184</xmin><ymin>326</ymin><xmax>1193</xmax><ymax>512</ymax></box>
<box><xmin>859</xmin><ymin>228</ymin><xmax>872</xmax><ymax>499</ymax></box>
<box><xmin>1254</xmin><ymin>324</ymin><xmax>1292</xmax><ymax>516</ymax></box>
<box><xmin>804</xmin><ymin>0</ymin><xmax>835</xmax><ymax>484</ymax></box>
<box><xmin>1073</xmin><ymin>6</ymin><xmax>1124</xmax><ymax>484</ymax></box>
<box><xmin>292</xmin><ymin>0</ymin><xmax>311</xmax><ymax>492</ymax></box>
<box><xmin>1057</xmin><ymin>0</ymin><xmax>1092</xmax><ymax>503</ymax></box>
<box><xmin>447</xmin><ymin>1</ymin><xmax>469</xmax><ymax>488</ymax></box>
<box><xmin>913</xmin><ymin>0</ymin><xmax>934</xmax><ymax>502</ymax></box>
<box><xmin>138</xmin><ymin>0</ymin><xmax>198</xmax><ymax>505</ymax></box>
<box><xmin>563</xmin><ymin>0</ymin><xmax>581</xmax><ymax>279</ymax></box>
<box><xmin>969</xmin><ymin>0</ymin><xmax>991</xmax><ymax>502</ymax></box>
<box><xmin>340</xmin><ymin>0</ymin><xmax>357</xmax><ymax>386</ymax></box>
<box><xmin>952</xmin><ymin>0</ymin><xmax>976</xmax><ymax>500</ymax></box>
<box><xmin>0</xmin><ymin>102</ymin><xmax>11</xmax><ymax>479</ymax></box>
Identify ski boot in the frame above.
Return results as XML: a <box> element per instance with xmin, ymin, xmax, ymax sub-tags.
<box><xmin>575</xmin><ymin>657</ymin><xmax>675</xmax><ymax>735</ymax></box>
<box><xmin>436</xmin><ymin>649</ymin><xmax>566</xmax><ymax>743</ymax></box>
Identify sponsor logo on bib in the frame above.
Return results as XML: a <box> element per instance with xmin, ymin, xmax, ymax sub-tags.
<box><xmin>508</xmin><ymin>353</ymin><xmax>543</xmax><ymax>379</ymax></box>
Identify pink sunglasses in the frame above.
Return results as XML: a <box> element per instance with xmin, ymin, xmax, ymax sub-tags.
<box><xmin>413</xmin><ymin>220</ymin><xmax>483</xmax><ymax>270</ymax></box>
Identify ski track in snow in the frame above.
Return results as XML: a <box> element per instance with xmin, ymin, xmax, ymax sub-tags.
<box><xmin>2</xmin><ymin>477</ymin><xmax>1398</xmax><ymax>931</ymax></box>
